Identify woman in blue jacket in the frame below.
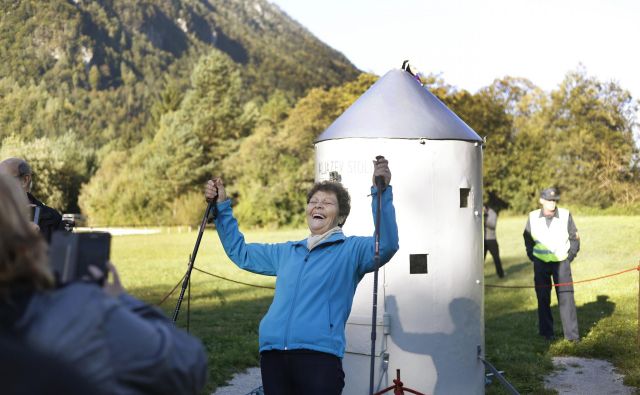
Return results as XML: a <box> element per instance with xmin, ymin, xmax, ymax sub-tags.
<box><xmin>204</xmin><ymin>156</ymin><xmax>399</xmax><ymax>394</ymax></box>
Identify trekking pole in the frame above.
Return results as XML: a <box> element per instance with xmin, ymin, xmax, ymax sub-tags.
<box><xmin>369</xmin><ymin>173</ymin><xmax>385</xmax><ymax>395</ymax></box>
<box><xmin>172</xmin><ymin>198</ymin><xmax>216</xmax><ymax>323</ymax></box>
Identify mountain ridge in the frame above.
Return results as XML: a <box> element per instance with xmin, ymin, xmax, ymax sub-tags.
<box><xmin>0</xmin><ymin>0</ymin><xmax>359</xmax><ymax>96</ymax></box>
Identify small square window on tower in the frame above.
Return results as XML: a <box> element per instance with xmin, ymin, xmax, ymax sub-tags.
<box><xmin>409</xmin><ymin>254</ymin><xmax>428</xmax><ymax>274</ymax></box>
<box><xmin>460</xmin><ymin>188</ymin><xmax>471</xmax><ymax>208</ymax></box>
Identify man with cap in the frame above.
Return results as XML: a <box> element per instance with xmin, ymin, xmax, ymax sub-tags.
<box><xmin>0</xmin><ymin>157</ymin><xmax>63</xmax><ymax>242</ymax></box>
<box><xmin>523</xmin><ymin>187</ymin><xmax>580</xmax><ymax>341</ymax></box>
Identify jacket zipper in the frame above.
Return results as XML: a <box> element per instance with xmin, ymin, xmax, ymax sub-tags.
<box><xmin>284</xmin><ymin>250</ymin><xmax>310</xmax><ymax>349</ymax></box>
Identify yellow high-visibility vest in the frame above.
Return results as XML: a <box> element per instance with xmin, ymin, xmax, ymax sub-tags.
<box><xmin>529</xmin><ymin>208</ymin><xmax>570</xmax><ymax>262</ymax></box>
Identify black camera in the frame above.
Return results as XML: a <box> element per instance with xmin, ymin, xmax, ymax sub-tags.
<box><xmin>49</xmin><ymin>231</ymin><xmax>111</xmax><ymax>286</ymax></box>
<box><xmin>61</xmin><ymin>213</ymin><xmax>85</xmax><ymax>232</ymax></box>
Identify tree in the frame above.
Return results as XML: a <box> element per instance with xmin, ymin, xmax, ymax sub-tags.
<box><xmin>175</xmin><ymin>50</ymin><xmax>247</xmax><ymax>179</ymax></box>
<box><xmin>79</xmin><ymin>50</ymin><xmax>246</xmax><ymax>225</ymax></box>
<box><xmin>480</xmin><ymin>77</ymin><xmax>551</xmax><ymax>211</ymax></box>
<box><xmin>441</xmin><ymin>88</ymin><xmax>514</xmax><ymax>208</ymax></box>
<box><xmin>545</xmin><ymin>69</ymin><xmax>638</xmax><ymax>207</ymax></box>
<box><xmin>224</xmin><ymin>90</ymin><xmax>294</xmax><ymax>226</ymax></box>
<box><xmin>479</xmin><ymin>69</ymin><xmax>640</xmax><ymax>211</ymax></box>
<box><xmin>225</xmin><ymin>73</ymin><xmax>378</xmax><ymax>227</ymax></box>
<box><xmin>79</xmin><ymin>107</ymin><xmax>213</xmax><ymax>225</ymax></box>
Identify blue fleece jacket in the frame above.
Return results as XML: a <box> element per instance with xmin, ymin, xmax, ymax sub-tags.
<box><xmin>214</xmin><ymin>186</ymin><xmax>399</xmax><ymax>358</ymax></box>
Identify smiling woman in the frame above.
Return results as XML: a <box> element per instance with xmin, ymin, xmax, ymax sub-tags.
<box><xmin>306</xmin><ymin>181</ymin><xmax>351</xmax><ymax>235</ymax></box>
<box><xmin>203</xmin><ymin>155</ymin><xmax>399</xmax><ymax>395</ymax></box>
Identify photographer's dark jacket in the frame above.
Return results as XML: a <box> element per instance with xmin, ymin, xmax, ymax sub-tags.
<box><xmin>6</xmin><ymin>284</ymin><xmax>208</xmax><ymax>395</ymax></box>
<box><xmin>28</xmin><ymin>192</ymin><xmax>63</xmax><ymax>242</ymax></box>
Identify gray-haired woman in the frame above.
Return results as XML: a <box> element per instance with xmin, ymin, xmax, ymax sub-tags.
<box><xmin>205</xmin><ymin>156</ymin><xmax>399</xmax><ymax>395</ymax></box>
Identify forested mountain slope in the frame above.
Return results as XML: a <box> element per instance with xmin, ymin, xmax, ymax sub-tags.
<box><xmin>0</xmin><ymin>0</ymin><xmax>358</xmax><ymax>145</ymax></box>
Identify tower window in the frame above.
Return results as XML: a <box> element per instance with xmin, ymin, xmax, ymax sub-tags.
<box><xmin>460</xmin><ymin>188</ymin><xmax>471</xmax><ymax>208</ymax></box>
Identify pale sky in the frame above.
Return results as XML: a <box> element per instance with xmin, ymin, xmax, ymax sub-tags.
<box><xmin>269</xmin><ymin>0</ymin><xmax>640</xmax><ymax>101</ymax></box>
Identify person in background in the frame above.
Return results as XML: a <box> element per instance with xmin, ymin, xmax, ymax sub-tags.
<box><xmin>523</xmin><ymin>187</ymin><xmax>580</xmax><ymax>342</ymax></box>
<box><xmin>0</xmin><ymin>157</ymin><xmax>63</xmax><ymax>242</ymax></box>
<box><xmin>483</xmin><ymin>204</ymin><xmax>504</xmax><ymax>278</ymax></box>
<box><xmin>0</xmin><ymin>173</ymin><xmax>208</xmax><ymax>394</ymax></box>
<box><xmin>204</xmin><ymin>156</ymin><xmax>399</xmax><ymax>395</ymax></box>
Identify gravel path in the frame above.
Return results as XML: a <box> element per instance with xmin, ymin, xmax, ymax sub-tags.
<box><xmin>212</xmin><ymin>368</ymin><xmax>262</xmax><ymax>395</ymax></box>
<box><xmin>211</xmin><ymin>356</ymin><xmax>636</xmax><ymax>395</ymax></box>
<box><xmin>545</xmin><ymin>356</ymin><xmax>635</xmax><ymax>395</ymax></box>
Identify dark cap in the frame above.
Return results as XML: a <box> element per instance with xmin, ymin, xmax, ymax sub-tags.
<box><xmin>540</xmin><ymin>187</ymin><xmax>560</xmax><ymax>201</ymax></box>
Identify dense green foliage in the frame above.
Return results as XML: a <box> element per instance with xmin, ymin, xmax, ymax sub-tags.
<box><xmin>0</xmin><ymin>0</ymin><xmax>358</xmax><ymax>219</ymax></box>
<box><xmin>226</xmin><ymin>73</ymin><xmax>379</xmax><ymax>227</ymax></box>
<box><xmin>0</xmin><ymin>0</ymin><xmax>357</xmax><ymax>148</ymax></box>
<box><xmin>79</xmin><ymin>51</ymin><xmax>246</xmax><ymax>224</ymax></box>
<box><xmin>479</xmin><ymin>71</ymin><xmax>640</xmax><ymax>212</ymax></box>
<box><xmin>1</xmin><ymin>2</ymin><xmax>638</xmax><ymax>224</ymax></box>
<box><xmin>431</xmin><ymin>71</ymin><xmax>640</xmax><ymax>213</ymax></box>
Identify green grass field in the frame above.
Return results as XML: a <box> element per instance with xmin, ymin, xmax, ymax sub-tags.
<box><xmin>111</xmin><ymin>228</ymin><xmax>306</xmax><ymax>394</ymax></box>
<box><xmin>484</xmin><ymin>215</ymin><xmax>640</xmax><ymax>394</ymax></box>
<box><xmin>111</xmin><ymin>217</ymin><xmax>640</xmax><ymax>394</ymax></box>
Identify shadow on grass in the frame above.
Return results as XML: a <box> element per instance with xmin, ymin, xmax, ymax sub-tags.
<box><xmin>485</xmin><ymin>260</ymin><xmax>534</xmax><ymax>282</ymax></box>
<box><xmin>504</xmin><ymin>260</ymin><xmax>534</xmax><ymax>277</ymax></box>
<box><xmin>128</xmin><ymin>283</ymin><xmax>274</xmax><ymax>394</ymax></box>
<box><xmin>576</xmin><ymin>295</ymin><xmax>616</xmax><ymax>338</ymax></box>
<box><xmin>485</xmin><ymin>294</ymin><xmax>615</xmax><ymax>394</ymax></box>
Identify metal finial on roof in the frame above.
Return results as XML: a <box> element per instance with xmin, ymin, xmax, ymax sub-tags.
<box><xmin>401</xmin><ymin>60</ymin><xmax>415</xmax><ymax>76</ymax></box>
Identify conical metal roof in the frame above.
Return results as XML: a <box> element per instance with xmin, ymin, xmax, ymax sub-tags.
<box><xmin>315</xmin><ymin>69</ymin><xmax>482</xmax><ymax>143</ymax></box>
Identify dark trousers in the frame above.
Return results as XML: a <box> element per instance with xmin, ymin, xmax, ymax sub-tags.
<box><xmin>484</xmin><ymin>239</ymin><xmax>504</xmax><ymax>277</ymax></box>
<box><xmin>533</xmin><ymin>259</ymin><xmax>579</xmax><ymax>340</ymax></box>
<box><xmin>260</xmin><ymin>349</ymin><xmax>345</xmax><ymax>395</ymax></box>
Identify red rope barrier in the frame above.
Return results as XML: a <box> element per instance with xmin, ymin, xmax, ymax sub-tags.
<box><xmin>485</xmin><ymin>265</ymin><xmax>640</xmax><ymax>289</ymax></box>
<box><xmin>157</xmin><ymin>275</ymin><xmax>186</xmax><ymax>306</ymax></box>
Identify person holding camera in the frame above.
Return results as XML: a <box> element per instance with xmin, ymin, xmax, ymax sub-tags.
<box><xmin>0</xmin><ymin>157</ymin><xmax>64</xmax><ymax>242</ymax></box>
<box><xmin>204</xmin><ymin>156</ymin><xmax>399</xmax><ymax>395</ymax></box>
<box><xmin>0</xmin><ymin>173</ymin><xmax>208</xmax><ymax>394</ymax></box>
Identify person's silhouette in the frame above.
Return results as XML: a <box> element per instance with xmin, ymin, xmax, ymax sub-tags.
<box><xmin>386</xmin><ymin>295</ymin><xmax>483</xmax><ymax>394</ymax></box>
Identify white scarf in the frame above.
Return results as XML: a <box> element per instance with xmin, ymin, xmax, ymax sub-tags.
<box><xmin>307</xmin><ymin>226</ymin><xmax>343</xmax><ymax>251</ymax></box>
